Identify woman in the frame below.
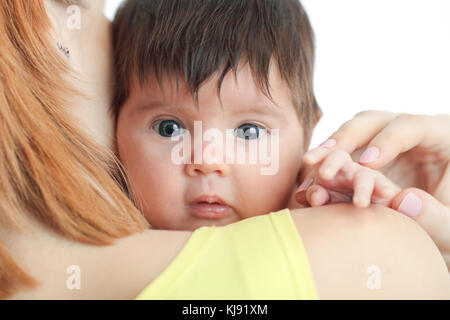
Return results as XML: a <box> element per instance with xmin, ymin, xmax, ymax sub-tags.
<box><xmin>0</xmin><ymin>0</ymin><xmax>448</xmax><ymax>300</ymax></box>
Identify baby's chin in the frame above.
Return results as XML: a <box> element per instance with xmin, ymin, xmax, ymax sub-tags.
<box><xmin>182</xmin><ymin>215</ymin><xmax>241</xmax><ymax>231</ymax></box>
<box><xmin>144</xmin><ymin>211</ymin><xmax>241</xmax><ymax>231</ymax></box>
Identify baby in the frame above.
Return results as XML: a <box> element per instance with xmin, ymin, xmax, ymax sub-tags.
<box><xmin>111</xmin><ymin>0</ymin><xmax>398</xmax><ymax>230</ymax></box>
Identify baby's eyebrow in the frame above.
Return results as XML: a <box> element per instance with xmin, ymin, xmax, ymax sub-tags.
<box><xmin>233</xmin><ymin>105</ymin><xmax>269</xmax><ymax>114</ymax></box>
<box><xmin>233</xmin><ymin>104</ymin><xmax>287</xmax><ymax>120</ymax></box>
<box><xmin>134</xmin><ymin>100</ymin><xmax>181</xmax><ymax>113</ymax></box>
<box><xmin>133</xmin><ymin>100</ymin><xmax>287</xmax><ymax>121</ymax></box>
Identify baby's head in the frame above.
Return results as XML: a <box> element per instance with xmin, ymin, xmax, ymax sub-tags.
<box><xmin>112</xmin><ymin>0</ymin><xmax>321</xmax><ymax>230</ymax></box>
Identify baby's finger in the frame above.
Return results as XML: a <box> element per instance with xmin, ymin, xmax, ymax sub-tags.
<box><xmin>373</xmin><ymin>174</ymin><xmax>402</xmax><ymax>201</ymax></box>
<box><xmin>358</xmin><ymin>114</ymin><xmax>450</xmax><ymax>169</ymax></box>
<box><xmin>327</xmin><ymin>190</ymin><xmax>353</xmax><ymax>203</ymax></box>
<box><xmin>352</xmin><ymin>170</ymin><xmax>375</xmax><ymax>208</ymax></box>
<box><xmin>305</xmin><ymin>184</ymin><xmax>330</xmax><ymax>207</ymax></box>
<box><xmin>294</xmin><ymin>177</ymin><xmax>314</xmax><ymax>206</ymax></box>
<box><xmin>302</xmin><ymin>146</ymin><xmax>331</xmax><ymax>165</ymax></box>
<box><xmin>318</xmin><ymin>149</ymin><xmax>353</xmax><ymax>180</ymax></box>
<box><xmin>306</xmin><ymin>111</ymin><xmax>396</xmax><ymax>156</ymax></box>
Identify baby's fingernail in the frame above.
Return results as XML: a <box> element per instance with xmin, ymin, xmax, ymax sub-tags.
<box><xmin>358</xmin><ymin>146</ymin><xmax>380</xmax><ymax>163</ymax></box>
<box><xmin>398</xmin><ymin>192</ymin><xmax>422</xmax><ymax>218</ymax></box>
<box><xmin>296</xmin><ymin>178</ymin><xmax>314</xmax><ymax>193</ymax></box>
<box><xmin>319</xmin><ymin>139</ymin><xmax>336</xmax><ymax>148</ymax></box>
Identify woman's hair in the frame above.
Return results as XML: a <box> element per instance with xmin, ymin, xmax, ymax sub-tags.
<box><xmin>0</xmin><ymin>0</ymin><xmax>149</xmax><ymax>299</ymax></box>
<box><xmin>112</xmin><ymin>0</ymin><xmax>321</xmax><ymax>146</ymax></box>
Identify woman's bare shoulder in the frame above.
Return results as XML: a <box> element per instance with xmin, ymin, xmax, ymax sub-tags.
<box><xmin>8</xmin><ymin>227</ymin><xmax>192</xmax><ymax>300</ymax></box>
<box><xmin>76</xmin><ymin>228</ymin><xmax>192</xmax><ymax>299</ymax></box>
<box><xmin>49</xmin><ymin>204</ymin><xmax>449</xmax><ymax>299</ymax></box>
<box><xmin>290</xmin><ymin>204</ymin><xmax>450</xmax><ymax>299</ymax></box>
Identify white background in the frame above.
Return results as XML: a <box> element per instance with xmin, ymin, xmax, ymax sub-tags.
<box><xmin>104</xmin><ymin>0</ymin><xmax>450</xmax><ymax>147</ymax></box>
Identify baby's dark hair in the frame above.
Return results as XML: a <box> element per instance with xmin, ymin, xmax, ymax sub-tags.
<box><xmin>112</xmin><ymin>0</ymin><xmax>321</xmax><ymax>144</ymax></box>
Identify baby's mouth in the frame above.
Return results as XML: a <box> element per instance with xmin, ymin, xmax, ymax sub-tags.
<box><xmin>187</xmin><ymin>195</ymin><xmax>232</xmax><ymax>220</ymax></box>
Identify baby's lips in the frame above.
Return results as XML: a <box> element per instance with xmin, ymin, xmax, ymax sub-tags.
<box><xmin>188</xmin><ymin>202</ymin><xmax>233</xmax><ymax>220</ymax></box>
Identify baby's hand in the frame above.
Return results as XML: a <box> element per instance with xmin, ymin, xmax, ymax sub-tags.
<box><xmin>293</xmin><ymin>148</ymin><xmax>402</xmax><ymax>208</ymax></box>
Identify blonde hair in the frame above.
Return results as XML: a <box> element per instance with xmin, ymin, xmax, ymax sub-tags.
<box><xmin>0</xmin><ymin>0</ymin><xmax>149</xmax><ymax>299</ymax></box>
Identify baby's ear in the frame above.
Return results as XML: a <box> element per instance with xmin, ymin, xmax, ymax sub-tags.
<box><xmin>303</xmin><ymin>106</ymin><xmax>323</xmax><ymax>151</ymax></box>
<box><xmin>314</xmin><ymin>106</ymin><xmax>323</xmax><ymax>126</ymax></box>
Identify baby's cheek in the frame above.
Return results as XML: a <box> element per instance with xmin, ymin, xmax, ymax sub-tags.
<box><xmin>140</xmin><ymin>169</ymin><xmax>185</xmax><ymax>228</ymax></box>
<box><xmin>274</xmin><ymin>142</ymin><xmax>304</xmax><ymax>206</ymax></box>
<box><xmin>234</xmin><ymin>165</ymin><xmax>294</xmax><ymax>218</ymax></box>
<box><xmin>233</xmin><ymin>133</ymin><xmax>303</xmax><ymax>216</ymax></box>
<box><xmin>125</xmin><ymin>149</ymin><xmax>185</xmax><ymax>226</ymax></box>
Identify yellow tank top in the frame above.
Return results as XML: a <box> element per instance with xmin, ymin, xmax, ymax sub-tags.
<box><xmin>136</xmin><ymin>209</ymin><xmax>318</xmax><ymax>299</ymax></box>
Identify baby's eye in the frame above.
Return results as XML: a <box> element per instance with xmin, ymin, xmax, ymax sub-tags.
<box><xmin>234</xmin><ymin>123</ymin><xmax>267</xmax><ymax>140</ymax></box>
<box><xmin>152</xmin><ymin>119</ymin><xmax>185</xmax><ymax>138</ymax></box>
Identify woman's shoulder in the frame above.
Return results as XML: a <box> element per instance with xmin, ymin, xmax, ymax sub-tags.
<box><xmin>290</xmin><ymin>204</ymin><xmax>450</xmax><ymax>299</ymax></box>
<box><xmin>113</xmin><ymin>205</ymin><xmax>449</xmax><ymax>299</ymax></box>
<box><xmin>54</xmin><ymin>204</ymin><xmax>449</xmax><ymax>299</ymax></box>
<box><xmin>93</xmin><ymin>228</ymin><xmax>192</xmax><ymax>299</ymax></box>
<box><xmin>9</xmin><ymin>227</ymin><xmax>192</xmax><ymax>300</ymax></box>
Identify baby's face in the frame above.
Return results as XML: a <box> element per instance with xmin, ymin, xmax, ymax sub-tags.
<box><xmin>117</xmin><ymin>63</ymin><xmax>305</xmax><ymax>230</ymax></box>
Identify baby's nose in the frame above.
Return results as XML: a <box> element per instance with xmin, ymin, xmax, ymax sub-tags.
<box><xmin>184</xmin><ymin>134</ymin><xmax>231</xmax><ymax>177</ymax></box>
<box><xmin>184</xmin><ymin>161</ymin><xmax>230</xmax><ymax>177</ymax></box>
